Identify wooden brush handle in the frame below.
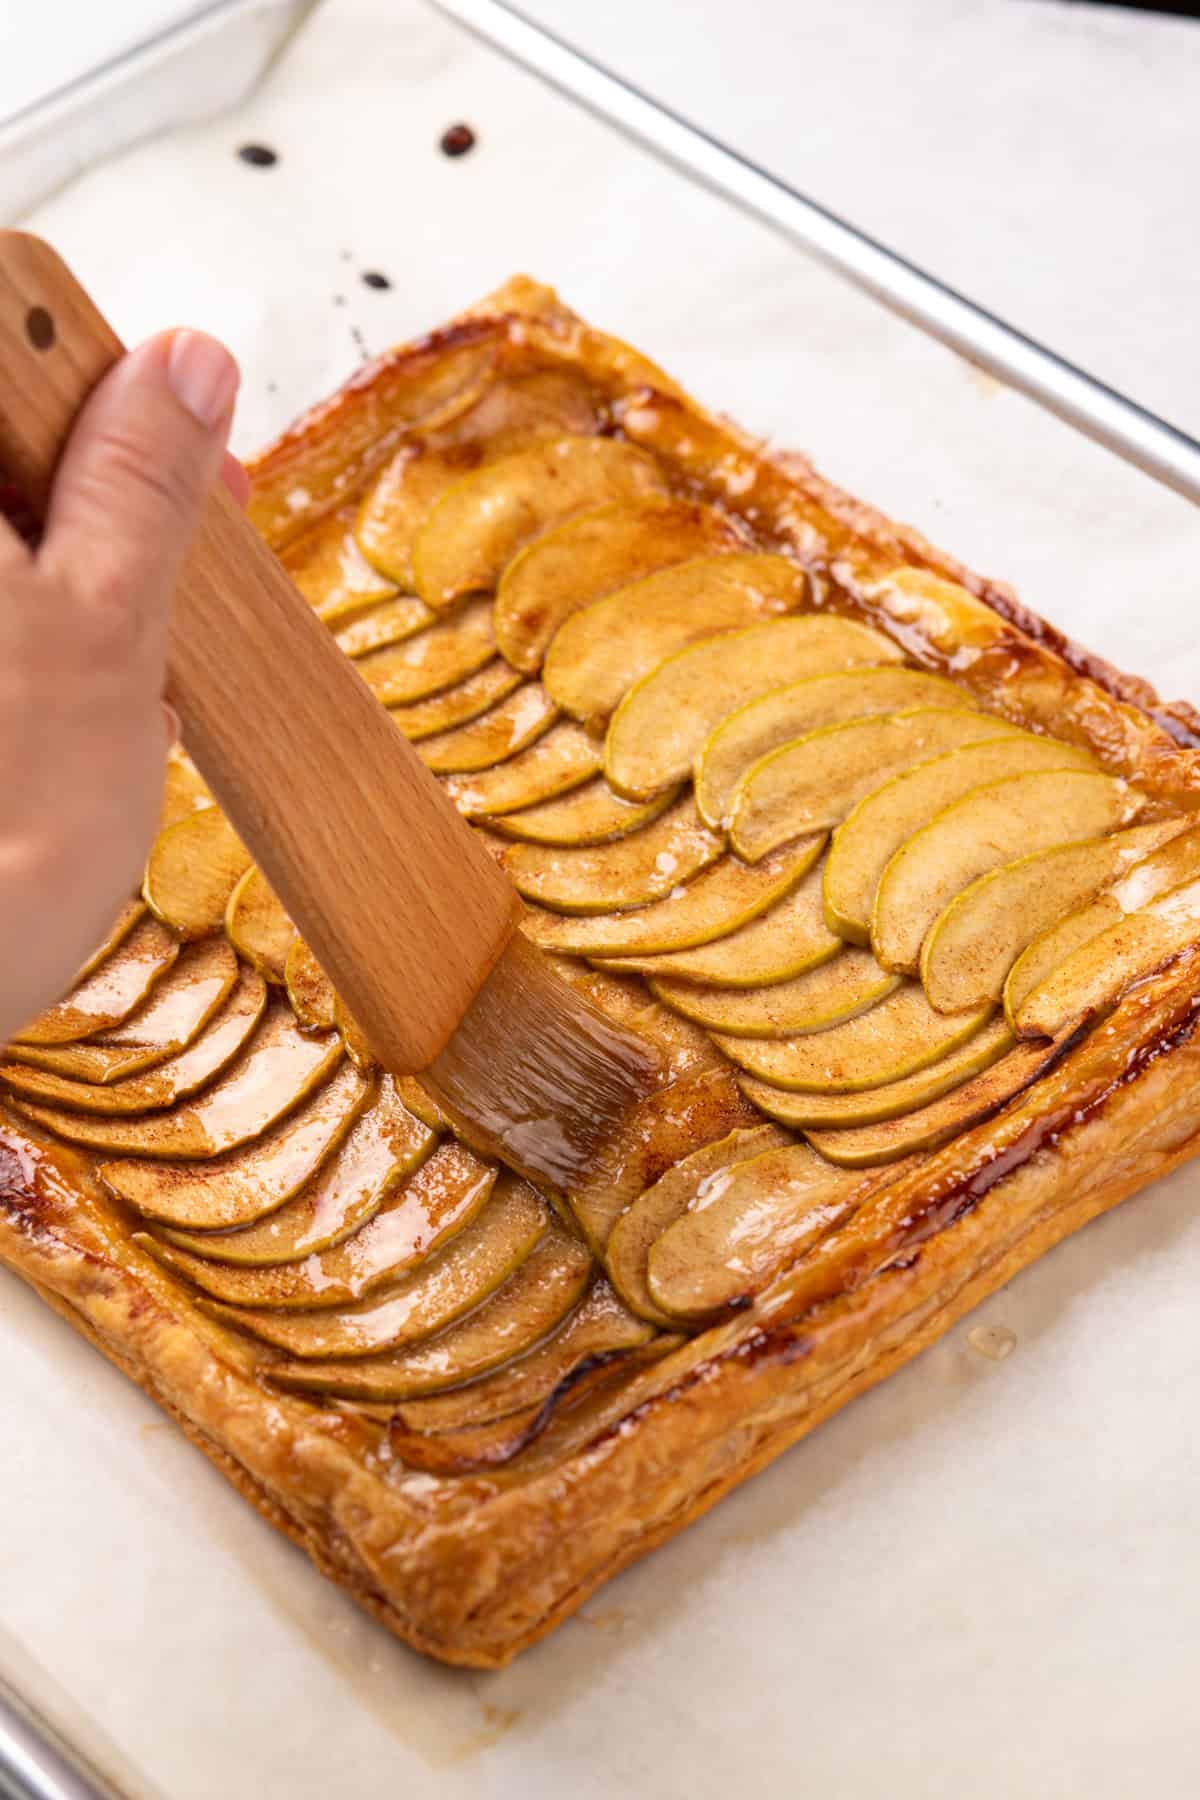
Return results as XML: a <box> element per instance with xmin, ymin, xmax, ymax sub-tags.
<box><xmin>0</xmin><ymin>231</ymin><xmax>521</xmax><ymax>1070</ymax></box>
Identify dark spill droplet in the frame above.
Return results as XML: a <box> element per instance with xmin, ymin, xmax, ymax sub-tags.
<box><xmin>440</xmin><ymin>123</ymin><xmax>476</xmax><ymax>158</ymax></box>
<box><xmin>237</xmin><ymin>143</ymin><xmax>278</xmax><ymax>167</ymax></box>
<box><xmin>25</xmin><ymin>307</ymin><xmax>54</xmax><ymax>351</ymax></box>
<box><xmin>361</xmin><ymin>270</ymin><xmax>391</xmax><ymax>291</ymax></box>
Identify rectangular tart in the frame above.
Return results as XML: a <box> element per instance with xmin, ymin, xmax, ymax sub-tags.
<box><xmin>3</xmin><ymin>277</ymin><xmax>1200</xmax><ymax>1668</ymax></box>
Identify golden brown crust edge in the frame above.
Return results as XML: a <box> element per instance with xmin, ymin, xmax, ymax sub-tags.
<box><xmin>4</xmin><ymin>278</ymin><xmax>1200</xmax><ymax>1667</ymax></box>
<box><xmin>5</xmin><ymin>959</ymin><xmax>1200</xmax><ymax>1667</ymax></box>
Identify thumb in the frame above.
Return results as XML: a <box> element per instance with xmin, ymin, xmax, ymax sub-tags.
<box><xmin>42</xmin><ymin>329</ymin><xmax>240</xmax><ymax>619</ymax></box>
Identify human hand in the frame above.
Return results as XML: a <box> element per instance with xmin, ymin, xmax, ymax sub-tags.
<box><xmin>0</xmin><ymin>329</ymin><xmax>245</xmax><ymax>1043</ymax></box>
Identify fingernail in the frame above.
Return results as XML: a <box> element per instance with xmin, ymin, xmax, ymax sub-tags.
<box><xmin>166</xmin><ymin>331</ymin><xmax>240</xmax><ymax>431</ymax></box>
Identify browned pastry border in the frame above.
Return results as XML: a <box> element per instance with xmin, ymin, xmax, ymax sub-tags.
<box><xmin>4</xmin><ymin>278</ymin><xmax>1200</xmax><ymax>1667</ymax></box>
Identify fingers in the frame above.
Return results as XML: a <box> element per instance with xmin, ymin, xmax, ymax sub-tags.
<box><xmin>221</xmin><ymin>450</ymin><xmax>251</xmax><ymax>509</ymax></box>
<box><xmin>41</xmin><ymin>329</ymin><xmax>240</xmax><ymax>630</ymax></box>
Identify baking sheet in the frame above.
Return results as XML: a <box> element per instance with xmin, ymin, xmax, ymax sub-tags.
<box><xmin>5</xmin><ymin>1</ymin><xmax>1200</xmax><ymax>1792</ymax></box>
<box><xmin>514</xmin><ymin>0</ymin><xmax>1200</xmax><ymax>437</ymax></box>
<box><xmin>0</xmin><ymin>1</ymin><xmax>311</xmax><ymax>222</ymax></box>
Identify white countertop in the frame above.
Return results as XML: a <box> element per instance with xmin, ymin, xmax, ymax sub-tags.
<box><xmin>6</xmin><ymin>2</ymin><xmax>1200</xmax><ymax>1794</ymax></box>
<box><xmin>522</xmin><ymin>0</ymin><xmax>1200</xmax><ymax>434</ymax></box>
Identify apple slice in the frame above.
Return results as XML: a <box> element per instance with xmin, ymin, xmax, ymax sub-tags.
<box><xmin>20</xmin><ymin>1001</ymin><xmax>342</xmax><ymax>1159</ymax></box>
<box><xmin>388</xmin><ymin>658</ymin><xmax>524</xmax><ymax>740</ymax></box>
<box><xmin>2</xmin><ymin>967</ymin><xmax>266</xmax><ymax>1114</ymax></box>
<box><xmin>872</xmin><ymin>769</ymin><xmax>1143</xmax><ymax>975</ymax></box>
<box><xmin>390</xmin><ymin>1279</ymin><xmax>657</xmax><ymax>1428</ymax></box>
<box><xmin>444</xmin><ymin>721</ymin><xmax>602</xmax><ymax>817</ymax></box>
<box><xmin>203</xmin><ymin>1173</ymin><xmax>546</xmax><ymax>1358</ymax></box>
<box><xmin>568</xmin><ymin>1063</ymin><xmax>759</xmax><ymax>1253</ymax></box>
<box><xmin>647</xmin><ymin>1142</ymin><xmax>864</xmax><ymax>1317</ymax></box>
<box><xmin>651</xmin><ymin>948</ymin><xmax>899</xmax><ymax>1038</ymax></box>
<box><xmin>806</xmin><ymin>1038</ymin><xmax>1062</xmax><ymax>1166</ymax></box>
<box><xmin>602</xmin><ymin>860</ymin><xmax>838</xmax><ymax>985</ymax></box>
<box><xmin>606</xmin><ymin>624</ymin><xmax>906</xmax><ymax>805</ymax></box>
<box><xmin>284</xmin><ymin>937</ymin><xmax>336</xmax><ymax>1030</ymax></box>
<box><xmin>416</xmin><ymin>682</ymin><xmax>558</xmax><ymax>775</ymax></box>
<box><xmin>503</xmin><ymin>795</ymin><xmax>723</xmax><ymax>914</ymax></box>
<box><xmin>488</xmin><ymin>777</ymin><xmax>679</xmax><ymax>848</ymax></box>
<box><xmin>357</xmin><ymin>598</ymin><xmax>495</xmax><ymax>707</ymax></box>
<box><xmin>162</xmin><ymin>1078</ymin><xmax>434</xmax><ymax>1264</ymax></box>
<box><xmin>696</xmin><ymin>668</ymin><xmax>983</xmax><ymax>830</ymax></box>
<box><xmin>1014</xmin><ymin>875</ymin><xmax>1200</xmax><ymax>1040</ymax></box>
<box><xmin>1002</xmin><ymin>822</ymin><xmax>1200</xmax><ymax>1027</ymax></box>
<box><xmin>1105</xmin><ymin>818</ymin><xmax>1200</xmax><ymax>910</ymax></box>
<box><xmin>384</xmin><ymin>1341</ymin><xmax>687</xmax><ymax>1468</ymax></box>
<box><xmin>382</xmin><ymin>1384</ymin><xmax>603</xmax><ymax>1473</ymax></box>
<box><xmin>73</xmin><ymin>898</ymin><xmax>145</xmax><ymax>984</ymax></box>
<box><xmin>497</xmin><ymin>1340</ymin><xmax>724</xmax><ymax>1480</ymax></box>
<box><xmin>160</xmin><ymin>748</ymin><xmax>212</xmax><ymax>830</ymax></box>
<box><xmin>282</xmin><ymin>503</ymin><xmax>399</xmax><ymax>625</ymax></box>
<box><xmin>140</xmin><ymin>1139</ymin><xmax>496</xmax><ymax>1309</ymax></box>
<box><xmin>494</xmin><ymin>497</ymin><xmax>746</xmax><ymax>671</ymax></box>
<box><xmin>283</xmin><ymin>945</ymin><xmax>384</xmax><ymax>1090</ymax></box>
<box><xmin>607</xmin><ymin>620</ymin><xmax>907</xmax><ymax>803</ymax></box>
<box><xmin>8</xmin><ymin>940</ymin><xmax>237</xmax><ymax>1084</ymax></box>
<box><xmin>824</xmin><ymin>733</ymin><xmax>1097</xmax><ymax>944</ymax></box>
<box><xmin>729</xmin><ymin>708</ymin><xmax>1006</xmax><ymax>862</ymax></box>
<box><xmin>738</xmin><ymin>1016</ymin><xmax>1014</xmax><ymax>1127</ymax></box>
<box><xmin>411</xmin><ymin>437</ymin><xmax>665</xmax><ymax>610</ymax></box>
<box><xmin>355</xmin><ymin>367</ymin><xmax>601</xmax><ymax>588</ymax></box>
<box><xmin>437</xmin><ymin>366</ymin><xmax>600</xmax><ymax>449</ymax></box>
<box><xmin>521</xmin><ymin>837</ymin><xmax>822</xmax><ymax>958</ymax></box>
<box><xmin>98</xmin><ymin>1058</ymin><xmax>371</xmax><ymax>1229</ymax></box>
<box><xmin>384</xmin><ymin>1372</ymin><xmax>600</xmax><ymax>1463</ymax></box>
<box><xmin>224</xmin><ymin>866</ymin><xmax>293</xmax><ymax>984</ymax></box>
<box><xmin>606</xmin><ymin>1126</ymin><xmax>786</xmax><ymax>1324</ymax></box>
<box><xmin>1003</xmin><ymin>900</ymin><xmax>1118</xmax><ymax>1028</ymax></box>
<box><xmin>543</xmin><ymin>552</ymin><xmax>808</xmax><ymax>724</ymax></box>
<box><xmin>335</xmin><ymin>1000</ymin><xmax>376</xmax><ymax>1075</ymax></box>
<box><xmin>918</xmin><ymin>820</ymin><xmax>1182</xmax><ymax>1013</ymax></box>
<box><xmin>319</xmin><ymin>1070</ymin><xmax>435</xmax><ymax>1153</ymax></box>
<box><xmin>623</xmin><ymin>996</ymin><xmax>726</xmax><ymax>1084</ymax></box>
<box><xmin>859</xmin><ymin>565</ymin><xmax>1006</xmax><ymax>654</ymax></box>
<box><xmin>268</xmin><ymin>1226</ymin><xmax>602</xmax><ymax>1404</ymax></box>
<box><xmin>715</xmin><ymin>984</ymin><xmax>991</xmax><ymax>1091</ymax></box>
<box><xmin>332</xmin><ymin>594</ymin><xmax>433</xmax><ymax>658</ymax></box>
<box><xmin>144</xmin><ymin>806</ymin><xmax>252</xmax><ymax>940</ymax></box>
<box><xmin>357</xmin><ymin>446</ymin><xmax>478</xmax><ymax>592</ymax></box>
<box><xmin>13</xmin><ymin>916</ymin><xmax>180</xmax><ymax>1046</ymax></box>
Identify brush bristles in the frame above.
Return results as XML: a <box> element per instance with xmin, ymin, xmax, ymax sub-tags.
<box><xmin>424</xmin><ymin>933</ymin><xmax>663</xmax><ymax>1191</ymax></box>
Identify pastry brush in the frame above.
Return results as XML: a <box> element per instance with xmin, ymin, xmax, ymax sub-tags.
<box><xmin>0</xmin><ymin>231</ymin><xmax>661</xmax><ymax>1190</ymax></box>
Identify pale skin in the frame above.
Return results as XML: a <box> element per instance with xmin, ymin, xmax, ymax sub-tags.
<box><xmin>0</xmin><ymin>329</ymin><xmax>245</xmax><ymax>1044</ymax></box>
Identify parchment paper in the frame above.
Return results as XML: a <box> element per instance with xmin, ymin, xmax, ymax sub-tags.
<box><xmin>5</xmin><ymin>3</ymin><xmax>1200</xmax><ymax>1793</ymax></box>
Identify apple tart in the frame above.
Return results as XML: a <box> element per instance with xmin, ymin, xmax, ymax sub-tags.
<box><xmin>4</xmin><ymin>278</ymin><xmax>1200</xmax><ymax>1667</ymax></box>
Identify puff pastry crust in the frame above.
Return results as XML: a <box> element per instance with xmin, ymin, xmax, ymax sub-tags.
<box><xmin>4</xmin><ymin>277</ymin><xmax>1200</xmax><ymax>1668</ymax></box>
